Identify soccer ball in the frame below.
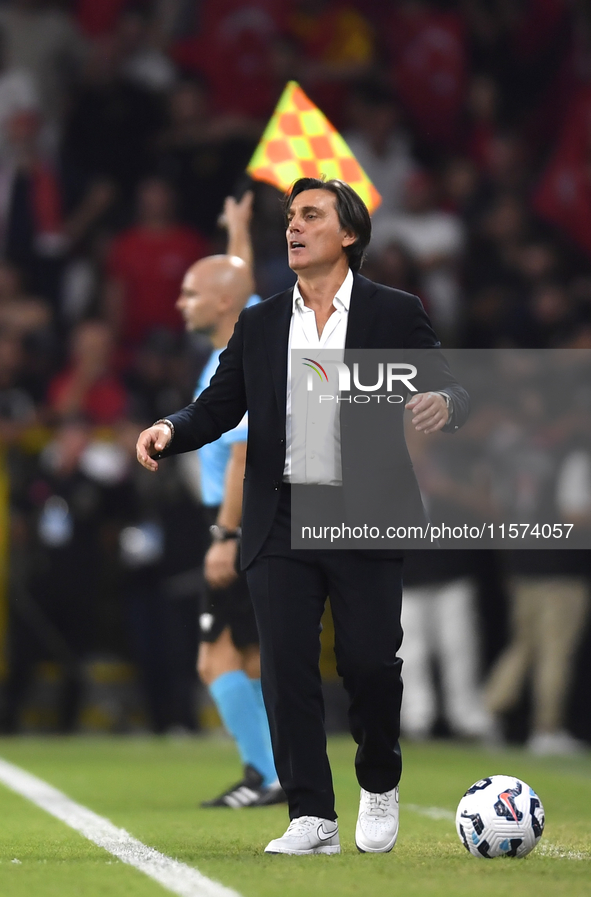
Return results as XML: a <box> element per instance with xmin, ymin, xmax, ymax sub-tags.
<box><xmin>456</xmin><ymin>775</ymin><xmax>545</xmax><ymax>859</ymax></box>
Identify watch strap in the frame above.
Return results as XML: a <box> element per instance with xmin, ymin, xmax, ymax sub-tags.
<box><xmin>209</xmin><ymin>524</ymin><xmax>242</xmax><ymax>542</ymax></box>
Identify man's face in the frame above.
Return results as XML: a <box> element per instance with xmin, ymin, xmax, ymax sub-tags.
<box><xmin>176</xmin><ymin>264</ymin><xmax>220</xmax><ymax>335</ymax></box>
<box><xmin>286</xmin><ymin>189</ymin><xmax>355</xmax><ymax>274</ymax></box>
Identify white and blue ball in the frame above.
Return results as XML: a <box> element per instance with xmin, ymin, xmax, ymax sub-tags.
<box><xmin>456</xmin><ymin>775</ymin><xmax>545</xmax><ymax>859</ymax></box>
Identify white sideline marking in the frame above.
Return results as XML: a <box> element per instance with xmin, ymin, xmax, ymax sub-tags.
<box><xmin>536</xmin><ymin>842</ymin><xmax>588</xmax><ymax>861</ymax></box>
<box><xmin>404</xmin><ymin>803</ymin><xmax>589</xmax><ymax>861</ymax></box>
<box><xmin>405</xmin><ymin>804</ymin><xmax>455</xmax><ymax>822</ymax></box>
<box><xmin>0</xmin><ymin>757</ymin><xmax>242</xmax><ymax>897</ymax></box>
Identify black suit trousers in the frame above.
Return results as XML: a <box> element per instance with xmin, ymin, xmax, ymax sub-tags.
<box><xmin>246</xmin><ymin>486</ymin><xmax>404</xmax><ymax>821</ymax></box>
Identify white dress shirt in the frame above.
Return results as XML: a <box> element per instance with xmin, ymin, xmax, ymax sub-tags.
<box><xmin>283</xmin><ymin>268</ymin><xmax>353</xmax><ymax>485</ymax></box>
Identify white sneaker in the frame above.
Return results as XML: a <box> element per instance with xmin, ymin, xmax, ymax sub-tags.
<box><xmin>355</xmin><ymin>786</ymin><xmax>400</xmax><ymax>853</ymax></box>
<box><xmin>264</xmin><ymin>816</ymin><xmax>340</xmax><ymax>855</ymax></box>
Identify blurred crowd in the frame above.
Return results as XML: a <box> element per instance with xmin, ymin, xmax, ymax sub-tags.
<box><xmin>0</xmin><ymin>0</ymin><xmax>590</xmax><ymax>747</ymax></box>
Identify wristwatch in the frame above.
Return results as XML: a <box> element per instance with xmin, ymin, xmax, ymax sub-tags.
<box><xmin>434</xmin><ymin>392</ymin><xmax>453</xmax><ymax>422</ymax></box>
<box><xmin>209</xmin><ymin>524</ymin><xmax>242</xmax><ymax>543</ymax></box>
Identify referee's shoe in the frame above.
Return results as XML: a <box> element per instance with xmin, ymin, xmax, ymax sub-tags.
<box><xmin>201</xmin><ymin>764</ymin><xmax>287</xmax><ymax>808</ymax></box>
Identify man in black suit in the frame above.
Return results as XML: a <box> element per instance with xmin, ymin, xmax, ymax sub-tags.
<box><xmin>137</xmin><ymin>178</ymin><xmax>469</xmax><ymax>855</ymax></box>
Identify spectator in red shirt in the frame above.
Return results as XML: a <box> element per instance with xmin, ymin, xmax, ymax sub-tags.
<box><xmin>386</xmin><ymin>1</ymin><xmax>467</xmax><ymax>151</ymax></box>
<box><xmin>48</xmin><ymin>319</ymin><xmax>128</xmax><ymax>425</ymax></box>
<box><xmin>533</xmin><ymin>87</ymin><xmax>591</xmax><ymax>259</ymax></box>
<box><xmin>172</xmin><ymin>0</ymin><xmax>286</xmax><ymax>120</ymax></box>
<box><xmin>104</xmin><ymin>177</ymin><xmax>209</xmax><ymax>350</ymax></box>
<box><xmin>75</xmin><ymin>0</ymin><xmax>132</xmax><ymax>38</ymax></box>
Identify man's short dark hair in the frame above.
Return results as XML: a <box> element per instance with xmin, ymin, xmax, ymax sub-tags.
<box><xmin>283</xmin><ymin>177</ymin><xmax>372</xmax><ymax>273</ymax></box>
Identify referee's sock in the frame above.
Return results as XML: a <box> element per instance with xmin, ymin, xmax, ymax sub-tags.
<box><xmin>209</xmin><ymin>670</ymin><xmax>277</xmax><ymax>787</ymax></box>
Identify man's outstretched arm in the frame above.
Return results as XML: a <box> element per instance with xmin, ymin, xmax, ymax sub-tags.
<box><xmin>136</xmin><ymin>311</ymin><xmax>248</xmax><ymax>470</ymax></box>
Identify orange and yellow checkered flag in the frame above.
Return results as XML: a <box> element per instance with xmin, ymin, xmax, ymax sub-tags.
<box><xmin>247</xmin><ymin>81</ymin><xmax>381</xmax><ymax>214</ymax></box>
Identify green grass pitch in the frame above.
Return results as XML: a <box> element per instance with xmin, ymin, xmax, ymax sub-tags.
<box><xmin>0</xmin><ymin>736</ymin><xmax>589</xmax><ymax>897</ymax></box>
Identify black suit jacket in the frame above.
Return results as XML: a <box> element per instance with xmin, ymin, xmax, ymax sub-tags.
<box><xmin>161</xmin><ymin>274</ymin><xmax>469</xmax><ymax>567</ymax></box>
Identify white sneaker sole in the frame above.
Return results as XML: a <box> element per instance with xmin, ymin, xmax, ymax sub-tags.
<box><xmin>264</xmin><ymin>844</ymin><xmax>341</xmax><ymax>855</ymax></box>
<box><xmin>355</xmin><ymin>823</ymin><xmax>399</xmax><ymax>854</ymax></box>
